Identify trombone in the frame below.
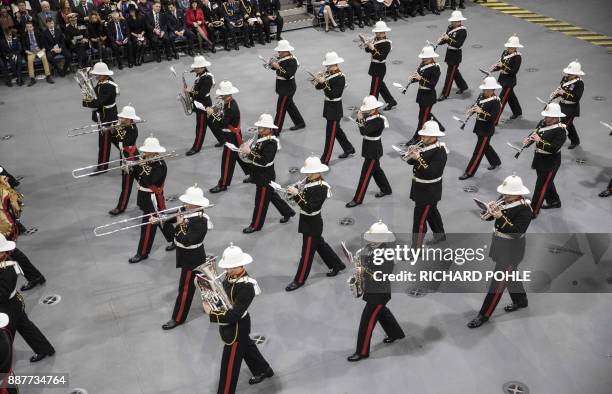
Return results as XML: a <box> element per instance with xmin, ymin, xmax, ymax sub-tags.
<box><xmin>72</xmin><ymin>151</ymin><xmax>177</xmax><ymax>178</ymax></box>
<box><xmin>94</xmin><ymin>204</ymin><xmax>214</xmax><ymax>237</ymax></box>
<box><xmin>68</xmin><ymin>119</ymin><xmax>147</xmax><ymax>138</ymax></box>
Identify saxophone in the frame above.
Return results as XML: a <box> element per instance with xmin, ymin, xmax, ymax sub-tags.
<box><xmin>178</xmin><ymin>71</ymin><xmax>194</xmax><ymax>116</ymax></box>
<box><xmin>341</xmin><ymin>242</ymin><xmax>364</xmax><ymax>298</ymax></box>
<box><xmin>194</xmin><ymin>256</ymin><xmax>233</xmax><ymax>313</ymax></box>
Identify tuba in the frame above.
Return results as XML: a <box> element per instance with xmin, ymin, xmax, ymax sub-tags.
<box><xmin>178</xmin><ymin>71</ymin><xmax>194</xmax><ymax>116</ymax></box>
<box><xmin>341</xmin><ymin>242</ymin><xmax>364</xmax><ymax>298</ymax></box>
<box><xmin>75</xmin><ymin>68</ymin><xmax>96</xmax><ymax>101</ymax></box>
<box><xmin>194</xmin><ymin>256</ymin><xmax>233</xmax><ymax>313</ymax></box>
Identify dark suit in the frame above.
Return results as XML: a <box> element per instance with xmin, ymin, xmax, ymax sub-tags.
<box><xmin>106</xmin><ymin>19</ymin><xmax>133</xmax><ymax>66</ymax></box>
<box><xmin>0</xmin><ymin>36</ymin><xmax>24</xmax><ymax>84</ymax></box>
<box><xmin>260</xmin><ymin>0</ymin><xmax>283</xmax><ymax>41</ymax></box>
<box><xmin>203</xmin><ymin>1</ymin><xmax>229</xmax><ymax>49</ymax></box>
<box><xmin>75</xmin><ymin>3</ymin><xmax>94</xmax><ymax>24</ymax></box>
<box><xmin>166</xmin><ymin>9</ymin><xmax>195</xmax><ymax>53</ymax></box>
<box><xmin>65</xmin><ymin>22</ymin><xmax>89</xmax><ymax>67</ymax></box>
<box><xmin>37</xmin><ymin>10</ymin><xmax>58</xmax><ymax>31</ymax></box>
<box><xmin>145</xmin><ymin>10</ymin><xmax>172</xmax><ymax>59</ymax></box>
<box><xmin>42</xmin><ymin>27</ymin><xmax>71</xmax><ymax>73</ymax></box>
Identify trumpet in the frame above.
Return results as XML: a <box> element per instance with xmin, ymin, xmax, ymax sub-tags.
<box><xmin>269</xmin><ymin>177</ymin><xmax>307</xmax><ymax>206</ymax></box>
<box><xmin>68</xmin><ymin>119</ymin><xmax>146</xmax><ymax>138</ymax></box>
<box><xmin>194</xmin><ymin>255</ymin><xmax>233</xmax><ymax>314</ymax></box>
<box><xmin>75</xmin><ymin>67</ymin><xmax>96</xmax><ymax>101</ymax></box>
<box><xmin>478</xmin><ymin>197</ymin><xmax>505</xmax><ymax>220</ymax></box>
<box><xmin>358</xmin><ymin>33</ymin><xmax>375</xmax><ymax>49</ymax></box>
<box><xmin>72</xmin><ymin>151</ymin><xmax>177</xmax><ymax>178</ymax></box>
<box><xmin>94</xmin><ymin>204</ymin><xmax>214</xmax><ymax>236</ymax></box>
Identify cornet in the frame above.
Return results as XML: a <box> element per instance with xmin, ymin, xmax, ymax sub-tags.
<box><xmin>358</xmin><ymin>34</ymin><xmax>375</xmax><ymax>49</ymax></box>
<box><xmin>258</xmin><ymin>55</ymin><xmax>285</xmax><ymax>73</ymax></box>
<box><xmin>72</xmin><ymin>151</ymin><xmax>177</xmax><ymax>178</ymax></box>
<box><xmin>392</xmin><ymin>142</ymin><xmax>424</xmax><ymax>161</ymax></box>
<box><xmin>67</xmin><ymin>119</ymin><xmax>147</xmax><ymax>138</ymax></box>
<box><xmin>269</xmin><ymin>178</ymin><xmax>307</xmax><ymax>206</ymax></box>
<box><xmin>478</xmin><ymin>197</ymin><xmax>505</xmax><ymax>220</ymax></box>
<box><xmin>307</xmin><ymin>70</ymin><xmax>328</xmax><ymax>87</ymax></box>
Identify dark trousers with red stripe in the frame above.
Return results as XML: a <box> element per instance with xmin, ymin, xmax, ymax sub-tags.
<box><xmin>370</xmin><ymin>75</ymin><xmax>397</xmax><ymax>106</ymax></box>
<box><xmin>411</xmin><ymin>104</ymin><xmax>443</xmax><ymax>140</ymax></box>
<box><xmin>496</xmin><ymin>85</ymin><xmax>522</xmax><ymax>125</ymax></box>
<box><xmin>97</xmin><ymin>129</ymin><xmax>112</xmax><ymax>171</ymax></box>
<box><xmin>136</xmin><ymin>194</ymin><xmax>173</xmax><ymax>257</ymax></box>
<box><xmin>352</xmin><ymin>158</ymin><xmax>392</xmax><ymax>203</ymax></box>
<box><xmin>531</xmin><ymin>167</ymin><xmax>560</xmax><ymax>216</ymax></box>
<box><xmin>464</xmin><ymin>135</ymin><xmax>501</xmax><ymax>177</ymax></box>
<box><xmin>441</xmin><ymin>63</ymin><xmax>468</xmax><ymax>98</ymax></box>
<box><xmin>355</xmin><ymin>302</ymin><xmax>404</xmax><ymax>356</ymax></box>
<box><xmin>249</xmin><ymin>185</ymin><xmax>294</xmax><ymax>230</ymax></box>
<box><xmin>172</xmin><ymin>267</ymin><xmax>196</xmax><ymax>323</ymax></box>
<box><xmin>274</xmin><ymin>94</ymin><xmax>305</xmax><ymax>134</ymax></box>
<box><xmin>10</xmin><ymin>248</ymin><xmax>43</xmax><ymax>282</ymax></box>
<box><xmin>217</xmin><ymin>315</ymin><xmax>270</xmax><ymax>394</ymax></box>
<box><xmin>3</xmin><ymin>297</ymin><xmax>55</xmax><ymax>356</ymax></box>
<box><xmin>321</xmin><ymin>119</ymin><xmax>354</xmax><ymax>165</ymax></box>
<box><xmin>293</xmin><ymin>233</ymin><xmax>345</xmax><ymax>285</ymax></box>
<box><xmin>218</xmin><ymin>138</ymin><xmax>250</xmax><ymax>187</ymax></box>
<box><xmin>193</xmin><ymin>111</ymin><xmax>221</xmax><ymax>152</ymax></box>
<box><xmin>115</xmin><ymin>172</ymin><xmax>135</xmax><ymax>211</ymax></box>
<box><xmin>412</xmin><ymin>203</ymin><xmax>444</xmax><ymax>249</ymax></box>
<box><xmin>563</xmin><ymin>115</ymin><xmax>579</xmax><ymax>145</ymax></box>
<box><xmin>478</xmin><ymin>261</ymin><xmax>527</xmax><ymax>317</ymax></box>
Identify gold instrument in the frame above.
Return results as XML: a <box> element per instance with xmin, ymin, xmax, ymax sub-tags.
<box><xmin>341</xmin><ymin>242</ymin><xmax>364</xmax><ymax>298</ymax></box>
<box><xmin>67</xmin><ymin>119</ymin><xmax>146</xmax><ymax>138</ymax></box>
<box><xmin>194</xmin><ymin>255</ymin><xmax>233</xmax><ymax>314</ymax></box>
<box><xmin>94</xmin><ymin>204</ymin><xmax>213</xmax><ymax>236</ymax></box>
<box><xmin>209</xmin><ymin>98</ymin><xmax>224</xmax><ymax>122</ymax></box>
<box><xmin>180</xmin><ymin>70</ymin><xmax>194</xmax><ymax>116</ymax></box>
<box><xmin>258</xmin><ymin>55</ymin><xmax>286</xmax><ymax>74</ymax></box>
<box><xmin>238</xmin><ymin>128</ymin><xmax>261</xmax><ymax>161</ymax></box>
<box><xmin>358</xmin><ymin>33</ymin><xmax>375</xmax><ymax>49</ymax></box>
<box><xmin>270</xmin><ymin>177</ymin><xmax>307</xmax><ymax>206</ymax></box>
<box><xmin>72</xmin><ymin>151</ymin><xmax>177</xmax><ymax>178</ymax></box>
<box><xmin>477</xmin><ymin>197</ymin><xmax>505</xmax><ymax>220</ymax></box>
<box><xmin>75</xmin><ymin>67</ymin><xmax>96</xmax><ymax>101</ymax></box>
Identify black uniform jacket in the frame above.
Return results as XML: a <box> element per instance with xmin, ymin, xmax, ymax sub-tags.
<box><xmin>557</xmin><ymin>77</ymin><xmax>584</xmax><ymax>118</ymax></box>
<box><xmin>209</xmin><ymin>272</ymin><xmax>257</xmax><ymax>343</ymax></box>
<box><xmin>216</xmin><ymin>99</ymin><xmax>242</xmax><ymax>142</ymax></box>
<box><xmin>359</xmin><ymin>114</ymin><xmax>386</xmax><ymax>159</ymax></box>
<box><xmin>275</xmin><ymin>55</ymin><xmax>298</xmax><ymax>96</ymax></box>
<box><xmin>442</xmin><ymin>25</ymin><xmax>466</xmax><ymax>65</ymax></box>
<box><xmin>487</xmin><ymin>199</ymin><xmax>532</xmax><ymax>264</ymax></box>
<box><xmin>315</xmin><ymin>71</ymin><xmax>345</xmax><ymax>120</ymax></box>
<box><xmin>0</xmin><ymin>261</ymin><xmax>19</xmax><ymax>305</ymax></box>
<box><xmin>362</xmin><ymin>246</ymin><xmax>393</xmax><ymax>304</ymax></box>
<box><xmin>111</xmin><ymin>124</ymin><xmax>138</xmax><ymax>155</ymax></box>
<box><xmin>366</xmin><ymin>39</ymin><xmax>391</xmax><ymax>77</ymax></box>
<box><xmin>531</xmin><ymin>123</ymin><xmax>566</xmax><ymax>171</ymax></box>
<box><xmin>65</xmin><ymin>22</ymin><xmax>89</xmax><ymax>49</ymax></box>
<box><xmin>416</xmin><ymin>62</ymin><xmax>440</xmax><ymax>106</ymax></box>
<box><xmin>261</xmin><ymin>0</ymin><xmax>281</xmax><ymax>17</ymax></box>
<box><xmin>294</xmin><ymin>178</ymin><xmax>330</xmax><ymax>236</ymax></box>
<box><xmin>247</xmin><ymin>136</ymin><xmax>279</xmax><ymax>186</ymax></box>
<box><xmin>133</xmin><ymin>159</ymin><xmax>167</xmax><ymax>209</ymax></box>
<box><xmin>409</xmin><ymin>142</ymin><xmax>447</xmax><ymax>205</ymax></box>
<box><xmin>495</xmin><ymin>50</ymin><xmax>521</xmax><ymax>87</ymax></box>
<box><xmin>473</xmin><ymin>95</ymin><xmax>500</xmax><ymax>136</ymax></box>
<box><xmin>83</xmin><ymin>79</ymin><xmax>119</xmax><ymax>123</ymax></box>
<box><xmin>169</xmin><ymin>211</ymin><xmax>208</xmax><ymax>270</ymax></box>
<box><xmin>192</xmin><ymin>71</ymin><xmax>214</xmax><ymax>111</ymax></box>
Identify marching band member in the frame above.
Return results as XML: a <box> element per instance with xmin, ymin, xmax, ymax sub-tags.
<box><xmin>108</xmin><ymin>105</ymin><xmax>140</xmax><ymax>216</ymax></box>
<box><xmin>365</xmin><ymin>21</ymin><xmax>397</xmax><ymax>111</ymax></box>
<box><xmin>468</xmin><ymin>174</ymin><xmax>532</xmax><ymax>328</ymax></box>
<box><xmin>437</xmin><ymin>10</ymin><xmax>469</xmax><ymax>102</ymax></box>
<box><xmin>0</xmin><ymin>166</ymin><xmax>19</xmax><ymax>189</ymax></box>
<box><xmin>158</xmin><ymin>185</ymin><xmax>211</xmax><ymax>330</ymax></box>
<box><xmin>347</xmin><ymin>220</ymin><xmax>405</xmax><ymax>362</ymax></box>
<box><xmin>315</xmin><ymin>51</ymin><xmax>356</xmax><ymax>165</ymax></box>
<box><xmin>185</xmin><ymin>55</ymin><xmax>222</xmax><ymax>156</ymax></box>
<box><xmin>459</xmin><ymin>76</ymin><xmax>502</xmax><ymax>180</ymax></box>
<box><xmin>127</xmin><ymin>136</ymin><xmax>173</xmax><ymax>264</ymax></box>
<box><xmin>556</xmin><ymin>60</ymin><xmax>585</xmax><ymax>149</ymax></box>
<box><xmin>0</xmin><ymin>312</ymin><xmax>16</xmax><ymax>394</ymax></box>
<box><xmin>205</xmin><ymin>244</ymin><xmax>274</xmax><ymax>391</ymax></box>
<box><xmin>528</xmin><ymin>103</ymin><xmax>567</xmax><ymax>217</ymax></box>
<box><xmin>241</xmin><ymin>114</ymin><xmax>295</xmax><ymax>234</ymax></box>
<box><xmin>408</xmin><ymin>45</ymin><xmax>443</xmax><ymax>145</ymax></box>
<box><xmin>493</xmin><ymin>35</ymin><xmax>523</xmax><ymax>125</ymax></box>
<box><xmin>405</xmin><ymin>121</ymin><xmax>447</xmax><ymax>249</ymax></box>
<box><xmin>0</xmin><ymin>234</ymin><xmax>55</xmax><ymax>363</ymax></box>
<box><xmin>599</xmin><ymin>179</ymin><xmax>612</xmax><ymax>198</ymax></box>
<box><xmin>285</xmin><ymin>156</ymin><xmax>345</xmax><ymax>291</ymax></box>
<box><xmin>270</xmin><ymin>40</ymin><xmax>306</xmax><ymax>134</ymax></box>
<box><xmin>209</xmin><ymin>81</ymin><xmax>251</xmax><ymax>194</ymax></box>
<box><xmin>346</xmin><ymin>96</ymin><xmax>392</xmax><ymax>208</ymax></box>
<box><xmin>82</xmin><ymin>62</ymin><xmax>119</xmax><ymax>174</ymax></box>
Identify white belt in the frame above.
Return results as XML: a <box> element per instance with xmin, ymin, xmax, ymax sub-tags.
<box><xmin>494</xmin><ymin>230</ymin><xmax>524</xmax><ymax>239</ymax></box>
<box><xmin>9</xmin><ymin>289</ymin><xmax>16</xmax><ymax>299</ymax></box>
<box><xmin>371</xmin><ymin>59</ymin><xmax>386</xmax><ymax>63</ymax></box>
<box><xmin>252</xmin><ymin>161</ymin><xmax>274</xmax><ymax>167</ymax></box>
<box><xmin>276</xmin><ymin>76</ymin><xmax>294</xmax><ymax>80</ymax></box>
<box><xmin>413</xmin><ymin>176</ymin><xmax>442</xmax><ymax>183</ymax></box>
<box><xmin>139</xmin><ymin>186</ymin><xmax>153</xmax><ymax>192</ymax></box>
<box><xmin>560</xmin><ymin>100</ymin><xmax>576</xmax><ymax>104</ymax></box>
<box><xmin>300</xmin><ymin>209</ymin><xmax>321</xmax><ymax>216</ymax></box>
<box><xmin>418</xmin><ymin>86</ymin><xmax>431</xmax><ymax>90</ymax></box>
<box><xmin>103</xmin><ymin>103</ymin><xmax>116</xmax><ymax>109</ymax></box>
<box><xmin>222</xmin><ymin>128</ymin><xmax>237</xmax><ymax>133</ymax></box>
<box><xmin>204</xmin><ymin>93</ymin><xmax>210</xmax><ymax>97</ymax></box>
<box><xmin>175</xmin><ymin>240</ymin><xmax>203</xmax><ymax>249</ymax></box>
<box><xmin>363</xmin><ymin>136</ymin><xmax>381</xmax><ymax>141</ymax></box>
<box><xmin>501</xmin><ymin>71</ymin><xmax>510</xmax><ymax>75</ymax></box>
<box><xmin>325</xmin><ymin>97</ymin><xmax>342</xmax><ymax>102</ymax></box>
<box><xmin>447</xmin><ymin>46</ymin><xmax>461</xmax><ymax>50</ymax></box>
<box><xmin>535</xmin><ymin>148</ymin><xmax>552</xmax><ymax>155</ymax></box>
<box><xmin>219</xmin><ymin>311</ymin><xmax>248</xmax><ymax>325</ymax></box>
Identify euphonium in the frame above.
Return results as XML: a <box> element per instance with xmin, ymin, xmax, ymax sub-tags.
<box><xmin>75</xmin><ymin>68</ymin><xmax>96</xmax><ymax>101</ymax></box>
<box><xmin>194</xmin><ymin>256</ymin><xmax>233</xmax><ymax>313</ymax></box>
<box><xmin>178</xmin><ymin>71</ymin><xmax>194</xmax><ymax>116</ymax></box>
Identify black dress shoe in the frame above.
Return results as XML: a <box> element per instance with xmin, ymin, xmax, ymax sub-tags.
<box><xmin>383</xmin><ymin>335</ymin><xmax>404</xmax><ymax>343</ymax></box>
<box><xmin>599</xmin><ymin>189</ymin><xmax>612</xmax><ymax>197</ymax></box>
<box><xmin>249</xmin><ymin>367</ymin><xmax>274</xmax><ymax>385</ymax></box>
<box><xmin>20</xmin><ymin>276</ymin><xmax>46</xmax><ymax>291</ymax></box>
<box><xmin>289</xmin><ymin>123</ymin><xmax>306</xmax><ymax>131</ymax></box>
<box><xmin>129</xmin><ymin>254</ymin><xmax>147</xmax><ymax>264</ymax></box>
<box><xmin>509</xmin><ymin>113</ymin><xmax>522</xmax><ymax>120</ymax></box>
<box><xmin>214</xmin><ymin>142</ymin><xmax>223</xmax><ymax>147</ymax></box>
<box><xmin>128</xmin><ymin>63</ymin><xmax>133</xmax><ymax>68</ymax></box>
<box><xmin>243</xmin><ymin>226</ymin><xmax>258</xmax><ymax>234</ymax></box>
<box><xmin>162</xmin><ymin>319</ymin><xmax>182</xmax><ymax>330</ymax></box>
<box><xmin>504</xmin><ymin>303</ymin><xmax>527</xmax><ymax>313</ymax></box>
<box><xmin>340</xmin><ymin>27</ymin><xmax>345</xmax><ymax>32</ymax></box>
<box><xmin>6</xmin><ymin>80</ymin><xmax>12</xmax><ymax>87</ymax></box>
<box><xmin>541</xmin><ymin>201</ymin><xmax>561</xmax><ymax>209</ymax></box>
<box><xmin>458</xmin><ymin>173</ymin><xmax>472</xmax><ymax>180</ymax></box>
<box><xmin>467</xmin><ymin>315</ymin><xmax>489</xmax><ymax>328</ymax></box>
<box><xmin>17</xmin><ymin>79</ymin><xmax>24</xmax><ymax>86</ymax></box>
<box><xmin>30</xmin><ymin>349</ymin><xmax>55</xmax><ymax>363</ymax></box>
<box><xmin>326</xmin><ymin>265</ymin><xmax>346</xmax><ymax>277</ymax></box>
<box><xmin>426</xmin><ymin>234</ymin><xmax>447</xmax><ymax>245</ymax></box>
<box><xmin>165</xmin><ymin>242</ymin><xmax>176</xmax><ymax>251</ymax></box>
<box><xmin>28</xmin><ymin>78</ymin><xmax>36</xmax><ymax>87</ymax></box>
<box><xmin>108</xmin><ymin>208</ymin><xmax>125</xmax><ymax>216</ymax></box>
<box><xmin>118</xmin><ymin>63</ymin><xmax>124</xmax><ymax>70</ymax></box>
<box><xmin>186</xmin><ymin>149</ymin><xmax>198</xmax><ymax>156</ymax></box>
<box><xmin>432</xmin><ymin>10</ymin><xmax>440</xmax><ymax>15</ymax></box>
<box><xmin>285</xmin><ymin>281</ymin><xmax>303</xmax><ymax>291</ymax></box>
<box><xmin>280</xmin><ymin>212</ymin><xmax>295</xmax><ymax>223</ymax></box>
<box><xmin>347</xmin><ymin>353</ymin><xmax>368</xmax><ymax>362</ymax></box>
<box><xmin>210</xmin><ymin>46</ymin><xmax>217</xmax><ymax>53</ymax></box>
<box><xmin>358</xmin><ymin>22</ymin><xmax>364</xmax><ymax>28</ymax></box>
<box><xmin>567</xmin><ymin>143</ymin><xmax>579</xmax><ymax>149</ymax></box>
<box><xmin>174</xmin><ymin>52</ymin><xmax>180</xmax><ymax>60</ymax></box>
<box><xmin>384</xmin><ymin>103</ymin><xmax>396</xmax><ymax>111</ymax></box>
<box><xmin>437</xmin><ymin>95</ymin><xmax>447</xmax><ymax>102</ymax></box>
<box><xmin>209</xmin><ymin>185</ymin><xmax>227</xmax><ymax>193</ymax></box>
<box><xmin>243</xmin><ymin>176</ymin><xmax>252</xmax><ymax>183</ymax></box>
<box><xmin>338</xmin><ymin>149</ymin><xmax>355</xmax><ymax>159</ymax></box>
<box><xmin>375</xmin><ymin>191</ymin><xmax>391</xmax><ymax>198</ymax></box>
<box><xmin>487</xmin><ymin>164</ymin><xmax>500</xmax><ymax>171</ymax></box>
<box><xmin>45</xmin><ymin>76</ymin><xmax>54</xmax><ymax>84</ymax></box>
<box><xmin>456</xmin><ymin>88</ymin><xmax>467</xmax><ymax>94</ymax></box>
<box><xmin>419</xmin><ymin>10</ymin><xmax>425</xmax><ymax>16</ymax></box>
<box><xmin>345</xmin><ymin>200</ymin><xmax>361</xmax><ymax>208</ymax></box>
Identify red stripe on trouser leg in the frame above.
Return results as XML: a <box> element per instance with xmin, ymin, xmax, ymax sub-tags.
<box><xmin>298</xmin><ymin>236</ymin><xmax>313</xmax><ymax>284</ymax></box>
<box><xmin>484</xmin><ymin>265</ymin><xmax>512</xmax><ymax>317</ymax></box>
<box><xmin>156</xmin><ymin>192</ymin><xmax>166</xmax><ymax>210</ymax></box>
<box><xmin>195</xmin><ymin>113</ymin><xmax>205</xmax><ymax>150</ymax></box>
<box><xmin>175</xmin><ymin>270</ymin><xmax>192</xmax><ymax>322</ymax></box>
<box><xmin>356</xmin><ymin>160</ymin><xmax>375</xmax><ymax>203</ymax></box>
<box><xmin>421</xmin><ymin>106</ymin><xmax>431</xmax><ymax>128</ymax></box>
<box><xmin>223</xmin><ymin>342</ymin><xmax>239</xmax><ymax>394</ymax></box>
<box><xmin>467</xmin><ymin>136</ymin><xmax>489</xmax><ymax>176</ymax></box>
<box><xmin>140</xmin><ymin>222</ymin><xmax>151</xmax><ymax>256</ymax></box>
<box><xmin>534</xmin><ymin>171</ymin><xmax>554</xmax><ymax>214</ymax></box>
<box><xmin>416</xmin><ymin>205</ymin><xmax>431</xmax><ymax>249</ymax></box>
<box><xmin>221</xmin><ymin>148</ymin><xmax>231</xmax><ymax>186</ymax></box>
<box><xmin>100</xmin><ymin>130</ymin><xmax>110</xmax><ymax>167</ymax></box>
<box><xmin>565</xmin><ymin>116</ymin><xmax>574</xmax><ymax>126</ymax></box>
<box><xmin>361</xmin><ymin>304</ymin><xmax>383</xmax><ymax>355</ymax></box>
<box><xmin>372</xmin><ymin>77</ymin><xmax>380</xmax><ymax>96</ymax></box>
<box><xmin>444</xmin><ymin>65</ymin><xmax>457</xmax><ymax>97</ymax></box>
<box><xmin>118</xmin><ymin>174</ymin><xmax>132</xmax><ymax>210</ymax></box>
<box><xmin>277</xmin><ymin>96</ymin><xmax>288</xmax><ymax>128</ymax></box>
<box><xmin>324</xmin><ymin>121</ymin><xmax>337</xmax><ymax>163</ymax></box>
<box><xmin>496</xmin><ymin>87</ymin><xmax>511</xmax><ymax>124</ymax></box>
<box><xmin>253</xmin><ymin>186</ymin><xmax>267</xmax><ymax>229</ymax></box>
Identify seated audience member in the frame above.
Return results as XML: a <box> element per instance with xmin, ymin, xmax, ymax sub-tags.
<box><xmin>116</xmin><ymin>0</ymin><xmax>132</xmax><ymax>18</ymax></box>
<box><xmin>202</xmin><ymin>0</ymin><xmax>228</xmax><ymax>52</ymax></box>
<box><xmin>65</xmin><ymin>12</ymin><xmax>89</xmax><ymax>67</ymax></box>
<box><xmin>0</xmin><ymin>5</ymin><xmax>16</xmax><ymax>33</ymax></box>
<box><xmin>318</xmin><ymin>0</ymin><xmax>337</xmax><ymax>33</ymax></box>
<box><xmin>37</xmin><ymin>1</ymin><xmax>58</xmax><ymax>30</ymax></box>
<box><xmin>261</xmin><ymin>0</ymin><xmax>283</xmax><ymax>42</ymax></box>
<box><xmin>137</xmin><ymin>0</ymin><xmax>152</xmax><ymax>16</ymax></box>
<box><xmin>126</xmin><ymin>4</ymin><xmax>146</xmax><ymax>64</ymax></box>
<box><xmin>241</xmin><ymin>0</ymin><xmax>265</xmax><ymax>46</ymax></box>
<box><xmin>21</xmin><ymin>20</ymin><xmax>54</xmax><ymax>85</ymax></box>
<box><xmin>57</xmin><ymin>0</ymin><xmax>73</xmax><ymax>29</ymax></box>
<box><xmin>175</xmin><ymin>0</ymin><xmax>189</xmax><ymax>11</ymax></box>
<box><xmin>14</xmin><ymin>1</ymin><xmax>34</xmax><ymax>32</ymax></box>
<box><xmin>166</xmin><ymin>1</ymin><xmax>195</xmax><ymax>56</ymax></box>
<box><xmin>0</xmin><ymin>28</ymin><xmax>24</xmax><ymax>86</ymax></box>
<box><xmin>97</xmin><ymin>0</ymin><xmax>116</xmax><ymax>21</ymax></box>
<box><xmin>223</xmin><ymin>0</ymin><xmax>250</xmax><ymax>49</ymax></box>
<box><xmin>75</xmin><ymin>0</ymin><xmax>94</xmax><ymax>23</ymax></box>
<box><xmin>87</xmin><ymin>10</ymin><xmax>110</xmax><ymax>60</ymax></box>
<box><xmin>107</xmin><ymin>10</ymin><xmax>133</xmax><ymax>67</ymax></box>
<box><xmin>145</xmin><ymin>0</ymin><xmax>173</xmax><ymax>61</ymax></box>
<box><xmin>185</xmin><ymin>0</ymin><xmax>209</xmax><ymax>52</ymax></box>
<box><xmin>331</xmin><ymin>0</ymin><xmax>354</xmax><ymax>32</ymax></box>
<box><xmin>42</xmin><ymin>17</ymin><xmax>71</xmax><ymax>75</ymax></box>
